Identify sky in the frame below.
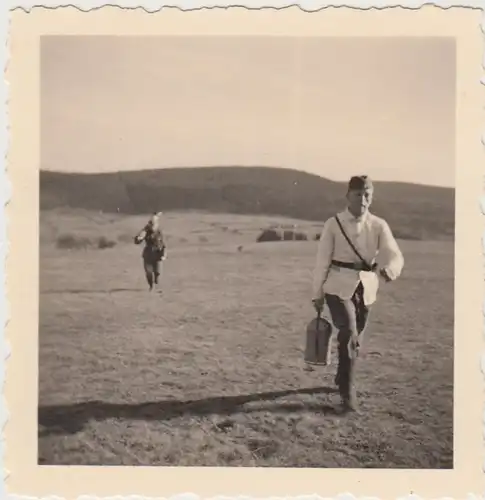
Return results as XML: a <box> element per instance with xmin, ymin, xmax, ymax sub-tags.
<box><xmin>41</xmin><ymin>36</ymin><xmax>456</xmax><ymax>187</ymax></box>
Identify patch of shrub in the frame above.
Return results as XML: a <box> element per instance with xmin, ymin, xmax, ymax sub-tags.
<box><xmin>256</xmin><ymin>229</ymin><xmax>282</xmax><ymax>242</ymax></box>
<box><xmin>289</xmin><ymin>231</ymin><xmax>308</xmax><ymax>241</ymax></box>
<box><xmin>56</xmin><ymin>233</ymin><xmax>118</xmax><ymax>250</ymax></box>
<box><xmin>98</xmin><ymin>236</ymin><xmax>117</xmax><ymax>249</ymax></box>
<box><xmin>257</xmin><ymin>228</ymin><xmax>308</xmax><ymax>242</ymax></box>
<box><xmin>282</xmin><ymin>230</ymin><xmax>294</xmax><ymax>241</ymax></box>
<box><xmin>56</xmin><ymin>234</ymin><xmax>92</xmax><ymax>250</ymax></box>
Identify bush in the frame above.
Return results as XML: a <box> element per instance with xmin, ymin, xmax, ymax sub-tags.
<box><xmin>294</xmin><ymin>231</ymin><xmax>308</xmax><ymax>241</ymax></box>
<box><xmin>56</xmin><ymin>234</ymin><xmax>92</xmax><ymax>250</ymax></box>
<box><xmin>256</xmin><ymin>229</ymin><xmax>282</xmax><ymax>242</ymax></box>
<box><xmin>282</xmin><ymin>230</ymin><xmax>294</xmax><ymax>241</ymax></box>
<box><xmin>256</xmin><ymin>228</ymin><xmax>307</xmax><ymax>243</ymax></box>
<box><xmin>56</xmin><ymin>233</ymin><xmax>117</xmax><ymax>250</ymax></box>
<box><xmin>98</xmin><ymin>236</ymin><xmax>117</xmax><ymax>249</ymax></box>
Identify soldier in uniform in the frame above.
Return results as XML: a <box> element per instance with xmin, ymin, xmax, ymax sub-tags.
<box><xmin>312</xmin><ymin>175</ymin><xmax>404</xmax><ymax>412</ymax></box>
<box><xmin>134</xmin><ymin>212</ymin><xmax>166</xmax><ymax>291</ymax></box>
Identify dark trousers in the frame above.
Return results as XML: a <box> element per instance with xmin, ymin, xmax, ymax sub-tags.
<box><xmin>142</xmin><ymin>247</ymin><xmax>163</xmax><ymax>289</ymax></box>
<box><xmin>325</xmin><ymin>282</ymin><xmax>371</xmax><ymax>401</ymax></box>
<box><xmin>143</xmin><ymin>258</ymin><xmax>161</xmax><ymax>286</ymax></box>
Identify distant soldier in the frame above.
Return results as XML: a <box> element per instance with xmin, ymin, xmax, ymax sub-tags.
<box><xmin>134</xmin><ymin>212</ymin><xmax>167</xmax><ymax>291</ymax></box>
<box><xmin>312</xmin><ymin>175</ymin><xmax>404</xmax><ymax>412</ymax></box>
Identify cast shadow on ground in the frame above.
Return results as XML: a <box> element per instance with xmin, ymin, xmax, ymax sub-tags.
<box><xmin>38</xmin><ymin>386</ymin><xmax>339</xmax><ymax>437</ymax></box>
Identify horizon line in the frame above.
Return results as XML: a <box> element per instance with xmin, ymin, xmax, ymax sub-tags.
<box><xmin>39</xmin><ymin>164</ymin><xmax>456</xmax><ymax>190</ymax></box>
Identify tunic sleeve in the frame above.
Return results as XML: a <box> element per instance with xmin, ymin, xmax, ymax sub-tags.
<box><xmin>134</xmin><ymin>228</ymin><xmax>147</xmax><ymax>244</ymax></box>
<box><xmin>377</xmin><ymin>220</ymin><xmax>404</xmax><ymax>280</ymax></box>
<box><xmin>312</xmin><ymin>218</ymin><xmax>335</xmax><ymax>299</ymax></box>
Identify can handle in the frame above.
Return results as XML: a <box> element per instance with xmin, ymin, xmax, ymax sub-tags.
<box><xmin>312</xmin><ymin>299</ymin><xmax>324</xmax><ymax>323</ymax></box>
<box><xmin>315</xmin><ymin>304</ymin><xmax>322</xmax><ymax>328</ymax></box>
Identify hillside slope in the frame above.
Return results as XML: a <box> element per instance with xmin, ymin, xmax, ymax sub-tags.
<box><xmin>40</xmin><ymin>166</ymin><xmax>454</xmax><ymax>240</ymax></box>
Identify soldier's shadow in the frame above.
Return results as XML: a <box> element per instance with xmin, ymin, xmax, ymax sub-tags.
<box><xmin>38</xmin><ymin>386</ymin><xmax>339</xmax><ymax>437</ymax></box>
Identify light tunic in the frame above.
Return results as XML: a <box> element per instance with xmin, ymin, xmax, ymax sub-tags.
<box><xmin>312</xmin><ymin>208</ymin><xmax>404</xmax><ymax>306</ymax></box>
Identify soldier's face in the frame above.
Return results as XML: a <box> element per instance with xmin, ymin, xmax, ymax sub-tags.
<box><xmin>347</xmin><ymin>187</ymin><xmax>373</xmax><ymax>215</ymax></box>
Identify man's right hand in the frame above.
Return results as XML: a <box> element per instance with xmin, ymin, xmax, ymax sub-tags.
<box><xmin>312</xmin><ymin>297</ymin><xmax>325</xmax><ymax>312</ymax></box>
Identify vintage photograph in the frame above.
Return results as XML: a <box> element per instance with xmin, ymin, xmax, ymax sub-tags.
<box><xmin>37</xmin><ymin>34</ymin><xmax>455</xmax><ymax>468</ymax></box>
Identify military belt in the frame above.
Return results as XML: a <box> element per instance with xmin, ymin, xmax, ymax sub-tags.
<box><xmin>331</xmin><ymin>260</ymin><xmax>376</xmax><ymax>272</ymax></box>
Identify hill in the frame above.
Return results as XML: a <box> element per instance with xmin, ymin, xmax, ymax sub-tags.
<box><xmin>40</xmin><ymin>166</ymin><xmax>454</xmax><ymax>240</ymax></box>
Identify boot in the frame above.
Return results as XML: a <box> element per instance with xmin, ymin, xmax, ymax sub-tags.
<box><xmin>336</xmin><ymin>361</ymin><xmax>359</xmax><ymax>412</ymax></box>
<box><xmin>146</xmin><ymin>272</ymin><xmax>153</xmax><ymax>291</ymax></box>
<box><xmin>341</xmin><ymin>387</ymin><xmax>359</xmax><ymax>412</ymax></box>
<box><xmin>340</xmin><ymin>360</ymin><xmax>359</xmax><ymax>412</ymax></box>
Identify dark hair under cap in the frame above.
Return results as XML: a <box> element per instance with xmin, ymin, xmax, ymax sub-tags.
<box><xmin>348</xmin><ymin>175</ymin><xmax>373</xmax><ymax>191</ymax></box>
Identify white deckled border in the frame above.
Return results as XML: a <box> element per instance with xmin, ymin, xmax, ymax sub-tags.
<box><xmin>5</xmin><ymin>0</ymin><xmax>485</xmax><ymax>10</ymax></box>
<box><xmin>2</xmin><ymin>2</ymin><xmax>11</xmax><ymax>500</ymax></box>
<box><xmin>1</xmin><ymin>3</ymin><xmax>484</xmax><ymax>500</ymax></box>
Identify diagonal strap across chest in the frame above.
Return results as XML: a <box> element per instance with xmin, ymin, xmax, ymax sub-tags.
<box><xmin>334</xmin><ymin>215</ymin><xmax>376</xmax><ymax>272</ymax></box>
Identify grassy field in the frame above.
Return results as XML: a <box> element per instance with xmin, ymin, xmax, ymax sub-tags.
<box><xmin>38</xmin><ymin>208</ymin><xmax>454</xmax><ymax>468</ymax></box>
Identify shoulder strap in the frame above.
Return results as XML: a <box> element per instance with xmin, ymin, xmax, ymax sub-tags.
<box><xmin>334</xmin><ymin>214</ymin><xmax>372</xmax><ymax>270</ymax></box>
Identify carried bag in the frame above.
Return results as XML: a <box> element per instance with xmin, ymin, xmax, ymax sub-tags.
<box><xmin>334</xmin><ymin>215</ymin><xmax>377</xmax><ymax>272</ymax></box>
<box><xmin>304</xmin><ymin>305</ymin><xmax>333</xmax><ymax>366</ymax></box>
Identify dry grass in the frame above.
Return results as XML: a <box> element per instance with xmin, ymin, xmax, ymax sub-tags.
<box><xmin>38</xmin><ymin>208</ymin><xmax>454</xmax><ymax>468</ymax></box>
